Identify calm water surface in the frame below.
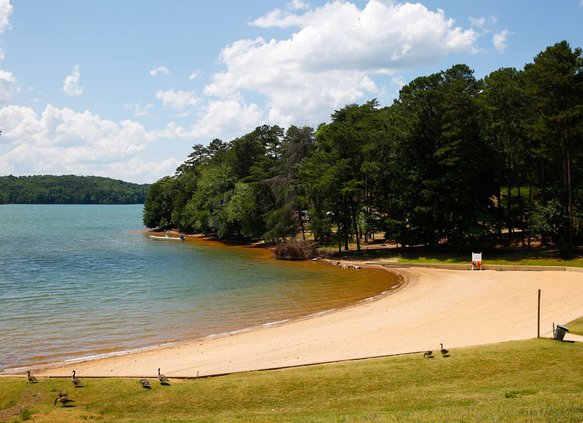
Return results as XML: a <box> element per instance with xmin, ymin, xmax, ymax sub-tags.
<box><xmin>0</xmin><ymin>205</ymin><xmax>398</xmax><ymax>371</ymax></box>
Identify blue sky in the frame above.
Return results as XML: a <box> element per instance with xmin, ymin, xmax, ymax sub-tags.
<box><xmin>0</xmin><ymin>0</ymin><xmax>582</xmax><ymax>183</ymax></box>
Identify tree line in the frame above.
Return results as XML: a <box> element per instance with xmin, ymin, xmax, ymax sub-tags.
<box><xmin>143</xmin><ymin>41</ymin><xmax>583</xmax><ymax>257</ymax></box>
<box><xmin>0</xmin><ymin>175</ymin><xmax>150</xmax><ymax>204</ymax></box>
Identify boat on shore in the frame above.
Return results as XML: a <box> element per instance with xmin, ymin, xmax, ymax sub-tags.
<box><xmin>149</xmin><ymin>233</ymin><xmax>185</xmax><ymax>241</ymax></box>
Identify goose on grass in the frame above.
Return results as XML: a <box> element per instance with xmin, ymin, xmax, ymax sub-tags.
<box><xmin>71</xmin><ymin>370</ymin><xmax>84</xmax><ymax>387</ymax></box>
<box><xmin>26</xmin><ymin>370</ymin><xmax>38</xmax><ymax>383</ymax></box>
<box><xmin>440</xmin><ymin>343</ymin><xmax>449</xmax><ymax>357</ymax></box>
<box><xmin>158</xmin><ymin>368</ymin><xmax>170</xmax><ymax>385</ymax></box>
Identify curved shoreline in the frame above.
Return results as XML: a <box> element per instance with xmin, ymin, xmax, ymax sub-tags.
<box><xmin>0</xmin><ymin>261</ymin><xmax>403</xmax><ymax>376</ymax></box>
<box><xmin>7</xmin><ymin>263</ymin><xmax>583</xmax><ymax>378</ymax></box>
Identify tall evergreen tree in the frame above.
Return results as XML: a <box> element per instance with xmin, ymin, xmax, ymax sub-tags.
<box><xmin>523</xmin><ymin>41</ymin><xmax>583</xmax><ymax>255</ymax></box>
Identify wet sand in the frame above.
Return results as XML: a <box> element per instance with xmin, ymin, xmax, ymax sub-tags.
<box><xmin>28</xmin><ymin>264</ymin><xmax>583</xmax><ymax>378</ymax></box>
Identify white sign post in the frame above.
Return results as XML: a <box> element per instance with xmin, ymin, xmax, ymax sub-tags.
<box><xmin>471</xmin><ymin>252</ymin><xmax>482</xmax><ymax>270</ymax></box>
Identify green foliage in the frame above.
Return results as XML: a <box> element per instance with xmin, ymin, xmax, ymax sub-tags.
<box><xmin>0</xmin><ymin>175</ymin><xmax>149</xmax><ymax>205</ymax></box>
<box><xmin>142</xmin><ymin>41</ymin><xmax>583</xmax><ymax>252</ymax></box>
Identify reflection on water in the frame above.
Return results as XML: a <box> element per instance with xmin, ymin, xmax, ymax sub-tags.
<box><xmin>0</xmin><ymin>205</ymin><xmax>399</xmax><ymax>371</ymax></box>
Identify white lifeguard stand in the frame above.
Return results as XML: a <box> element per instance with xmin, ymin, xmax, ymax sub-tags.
<box><xmin>471</xmin><ymin>252</ymin><xmax>483</xmax><ymax>270</ymax></box>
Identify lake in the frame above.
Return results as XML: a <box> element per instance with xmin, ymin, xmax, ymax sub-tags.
<box><xmin>0</xmin><ymin>204</ymin><xmax>398</xmax><ymax>371</ymax></box>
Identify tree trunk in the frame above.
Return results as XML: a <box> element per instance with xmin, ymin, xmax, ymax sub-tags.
<box><xmin>351</xmin><ymin>201</ymin><xmax>361</xmax><ymax>251</ymax></box>
<box><xmin>517</xmin><ymin>184</ymin><xmax>525</xmax><ymax>247</ymax></box>
<box><xmin>298</xmin><ymin>208</ymin><xmax>305</xmax><ymax>241</ymax></box>
<box><xmin>528</xmin><ymin>175</ymin><xmax>533</xmax><ymax>247</ymax></box>
<box><xmin>563</xmin><ymin>127</ymin><xmax>573</xmax><ymax>255</ymax></box>
<box><xmin>507</xmin><ymin>160</ymin><xmax>512</xmax><ymax>241</ymax></box>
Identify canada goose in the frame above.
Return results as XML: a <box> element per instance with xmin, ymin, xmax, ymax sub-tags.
<box><xmin>58</xmin><ymin>391</ymin><xmax>68</xmax><ymax>398</ymax></box>
<box><xmin>423</xmin><ymin>350</ymin><xmax>434</xmax><ymax>358</ymax></box>
<box><xmin>440</xmin><ymin>343</ymin><xmax>449</xmax><ymax>357</ymax></box>
<box><xmin>71</xmin><ymin>370</ymin><xmax>83</xmax><ymax>387</ymax></box>
<box><xmin>26</xmin><ymin>370</ymin><xmax>38</xmax><ymax>383</ymax></box>
<box><xmin>140</xmin><ymin>378</ymin><xmax>152</xmax><ymax>389</ymax></box>
<box><xmin>158</xmin><ymin>368</ymin><xmax>170</xmax><ymax>385</ymax></box>
<box><xmin>54</xmin><ymin>395</ymin><xmax>75</xmax><ymax>407</ymax></box>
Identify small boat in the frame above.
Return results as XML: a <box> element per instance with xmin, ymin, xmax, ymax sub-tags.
<box><xmin>149</xmin><ymin>233</ymin><xmax>185</xmax><ymax>241</ymax></box>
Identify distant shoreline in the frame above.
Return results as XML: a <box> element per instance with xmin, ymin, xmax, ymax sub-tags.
<box><xmin>0</xmin><ymin>175</ymin><xmax>149</xmax><ymax>205</ymax></box>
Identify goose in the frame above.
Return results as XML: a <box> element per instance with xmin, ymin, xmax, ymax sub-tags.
<box><xmin>140</xmin><ymin>378</ymin><xmax>152</xmax><ymax>389</ymax></box>
<box><xmin>58</xmin><ymin>391</ymin><xmax>68</xmax><ymax>398</ymax></box>
<box><xmin>158</xmin><ymin>368</ymin><xmax>170</xmax><ymax>385</ymax></box>
<box><xmin>54</xmin><ymin>395</ymin><xmax>75</xmax><ymax>407</ymax></box>
<box><xmin>440</xmin><ymin>343</ymin><xmax>449</xmax><ymax>357</ymax></box>
<box><xmin>71</xmin><ymin>370</ymin><xmax>84</xmax><ymax>387</ymax></box>
<box><xmin>26</xmin><ymin>370</ymin><xmax>38</xmax><ymax>383</ymax></box>
<box><xmin>423</xmin><ymin>350</ymin><xmax>434</xmax><ymax>358</ymax></box>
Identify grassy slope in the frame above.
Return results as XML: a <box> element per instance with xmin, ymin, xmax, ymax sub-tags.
<box><xmin>2</xmin><ymin>339</ymin><xmax>583</xmax><ymax>422</ymax></box>
<box><xmin>566</xmin><ymin>317</ymin><xmax>583</xmax><ymax>336</ymax></box>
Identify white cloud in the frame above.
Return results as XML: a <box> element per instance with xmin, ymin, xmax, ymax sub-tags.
<box><xmin>210</xmin><ymin>0</ymin><xmax>478</xmax><ymax>126</ymax></box>
<box><xmin>189</xmin><ymin>99</ymin><xmax>263</xmax><ymax>138</ymax></box>
<box><xmin>149</xmin><ymin>66</ymin><xmax>170</xmax><ymax>76</ymax></box>
<box><xmin>0</xmin><ymin>104</ymin><xmax>169</xmax><ymax>182</ymax></box>
<box><xmin>0</xmin><ymin>0</ymin><xmax>13</xmax><ymax>34</ymax></box>
<box><xmin>155</xmin><ymin>89</ymin><xmax>199</xmax><ymax>111</ymax></box>
<box><xmin>469</xmin><ymin>16</ymin><xmax>486</xmax><ymax>28</ymax></box>
<box><xmin>0</xmin><ymin>69</ymin><xmax>17</xmax><ymax>101</ymax></box>
<box><xmin>124</xmin><ymin>101</ymin><xmax>154</xmax><ymax>117</ymax></box>
<box><xmin>62</xmin><ymin>65</ymin><xmax>84</xmax><ymax>97</ymax></box>
<box><xmin>0</xmin><ymin>48</ymin><xmax>5</xmax><ymax>61</ymax></box>
<box><xmin>469</xmin><ymin>16</ymin><xmax>497</xmax><ymax>28</ymax></box>
<box><xmin>493</xmin><ymin>29</ymin><xmax>509</xmax><ymax>53</ymax></box>
<box><xmin>287</xmin><ymin>0</ymin><xmax>309</xmax><ymax>11</ymax></box>
<box><xmin>158</xmin><ymin>98</ymin><xmax>263</xmax><ymax>141</ymax></box>
<box><xmin>188</xmin><ymin>71</ymin><xmax>201</xmax><ymax>80</ymax></box>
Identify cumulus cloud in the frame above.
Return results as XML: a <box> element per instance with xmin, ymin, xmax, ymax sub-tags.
<box><xmin>158</xmin><ymin>97</ymin><xmax>263</xmax><ymax>141</ymax></box>
<box><xmin>149</xmin><ymin>66</ymin><xmax>170</xmax><ymax>76</ymax></box>
<box><xmin>0</xmin><ymin>0</ymin><xmax>13</xmax><ymax>34</ymax></box>
<box><xmin>0</xmin><ymin>69</ymin><xmax>16</xmax><ymax>101</ymax></box>
<box><xmin>493</xmin><ymin>29</ymin><xmax>509</xmax><ymax>53</ymax></box>
<box><xmin>0</xmin><ymin>104</ymin><xmax>169</xmax><ymax>182</ymax></box>
<box><xmin>155</xmin><ymin>89</ymin><xmax>199</xmax><ymax>111</ymax></box>
<box><xmin>210</xmin><ymin>0</ymin><xmax>478</xmax><ymax>126</ymax></box>
<box><xmin>63</xmin><ymin>65</ymin><xmax>84</xmax><ymax>97</ymax></box>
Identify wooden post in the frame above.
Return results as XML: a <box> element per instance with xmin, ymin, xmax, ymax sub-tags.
<box><xmin>537</xmin><ymin>289</ymin><xmax>541</xmax><ymax>338</ymax></box>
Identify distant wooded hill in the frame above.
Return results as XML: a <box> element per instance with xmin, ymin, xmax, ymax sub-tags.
<box><xmin>0</xmin><ymin>175</ymin><xmax>150</xmax><ymax>204</ymax></box>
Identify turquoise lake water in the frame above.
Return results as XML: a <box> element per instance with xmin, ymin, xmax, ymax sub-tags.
<box><xmin>0</xmin><ymin>205</ymin><xmax>397</xmax><ymax>371</ymax></box>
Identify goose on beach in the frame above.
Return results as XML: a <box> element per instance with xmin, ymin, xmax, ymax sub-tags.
<box><xmin>440</xmin><ymin>343</ymin><xmax>449</xmax><ymax>357</ymax></box>
<box><xmin>158</xmin><ymin>368</ymin><xmax>170</xmax><ymax>385</ymax></box>
<box><xmin>26</xmin><ymin>370</ymin><xmax>38</xmax><ymax>383</ymax></box>
<box><xmin>423</xmin><ymin>350</ymin><xmax>434</xmax><ymax>358</ymax></box>
<box><xmin>71</xmin><ymin>370</ymin><xmax>84</xmax><ymax>387</ymax></box>
<box><xmin>140</xmin><ymin>378</ymin><xmax>152</xmax><ymax>389</ymax></box>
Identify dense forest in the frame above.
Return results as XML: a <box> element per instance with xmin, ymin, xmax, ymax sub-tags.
<box><xmin>143</xmin><ymin>41</ymin><xmax>583</xmax><ymax>257</ymax></box>
<box><xmin>0</xmin><ymin>175</ymin><xmax>149</xmax><ymax>204</ymax></box>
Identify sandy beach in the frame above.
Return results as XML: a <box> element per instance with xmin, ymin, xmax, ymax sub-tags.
<box><xmin>27</xmin><ymin>264</ymin><xmax>583</xmax><ymax>378</ymax></box>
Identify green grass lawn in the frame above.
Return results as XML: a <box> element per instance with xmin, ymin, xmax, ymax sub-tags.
<box><xmin>2</xmin><ymin>339</ymin><xmax>583</xmax><ymax>422</ymax></box>
<box><xmin>566</xmin><ymin>316</ymin><xmax>583</xmax><ymax>336</ymax></box>
<box><xmin>332</xmin><ymin>245</ymin><xmax>583</xmax><ymax>268</ymax></box>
